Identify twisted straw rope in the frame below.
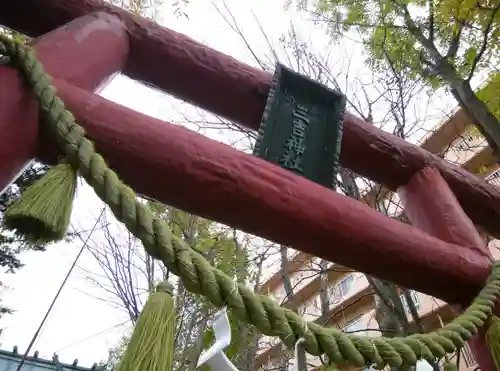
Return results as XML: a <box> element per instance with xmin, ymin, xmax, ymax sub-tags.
<box><xmin>2</xmin><ymin>35</ymin><xmax>500</xmax><ymax>369</ymax></box>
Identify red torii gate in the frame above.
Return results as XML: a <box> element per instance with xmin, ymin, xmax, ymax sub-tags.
<box><xmin>0</xmin><ymin>1</ymin><xmax>498</xmax><ymax>370</ymax></box>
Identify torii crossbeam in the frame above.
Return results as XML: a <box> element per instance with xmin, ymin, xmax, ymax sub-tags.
<box><xmin>0</xmin><ymin>2</ymin><xmax>498</xmax><ymax>370</ymax></box>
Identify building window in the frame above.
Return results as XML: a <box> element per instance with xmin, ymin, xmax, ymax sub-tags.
<box><xmin>339</xmin><ymin>274</ymin><xmax>354</xmax><ymax>294</ymax></box>
<box><xmin>454</xmin><ymin>134</ymin><xmax>476</xmax><ymax>151</ymax></box>
<box><xmin>486</xmin><ymin>169</ymin><xmax>500</xmax><ymax>180</ymax></box>
<box><xmin>328</xmin><ymin>274</ymin><xmax>355</xmax><ymax>305</ymax></box>
<box><xmin>486</xmin><ymin>169</ymin><xmax>500</xmax><ymax>187</ymax></box>
<box><xmin>376</xmin><ymin>193</ymin><xmax>403</xmax><ymax>217</ymax></box>
<box><xmin>343</xmin><ymin>317</ymin><xmax>365</xmax><ymax>335</ymax></box>
<box><xmin>399</xmin><ymin>290</ymin><xmax>420</xmax><ymax>314</ymax></box>
<box><xmin>454</xmin><ymin>127</ymin><xmax>486</xmax><ymax>151</ymax></box>
<box><xmin>461</xmin><ymin>343</ymin><xmax>476</xmax><ymax>367</ymax></box>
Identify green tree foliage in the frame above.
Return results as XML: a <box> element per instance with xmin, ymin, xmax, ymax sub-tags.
<box><xmin>0</xmin><ymin>163</ymin><xmax>49</xmax><ymax>318</ymax></box>
<box><xmin>477</xmin><ymin>72</ymin><xmax>500</xmax><ymax>119</ymax></box>
<box><xmin>98</xmin><ymin>204</ymin><xmax>253</xmax><ymax>371</ymax></box>
<box><xmin>99</xmin><ymin>336</ymin><xmax>129</xmax><ymax>371</ymax></box>
<box><xmin>295</xmin><ymin>0</ymin><xmax>500</xmax><ymax>155</ymax></box>
<box><xmin>305</xmin><ymin>0</ymin><xmax>500</xmax><ymax>83</ymax></box>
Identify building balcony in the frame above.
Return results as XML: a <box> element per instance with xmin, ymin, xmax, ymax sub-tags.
<box><xmin>444</xmin><ymin>127</ymin><xmax>487</xmax><ymax>165</ymax></box>
<box><xmin>256</xmin><ymin>272</ymin><xmax>375</xmax><ymax>368</ymax></box>
<box><xmin>259</xmin><ymin>251</ymin><xmax>313</xmax><ymax>298</ymax></box>
<box><xmin>259</xmin><ymin>299</ymin><xmax>479</xmax><ymax>371</ymax></box>
<box><xmin>256</xmin><ymin>262</ymin><xmax>497</xmax><ymax>371</ymax></box>
<box><xmin>485</xmin><ymin>167</ymin><xmax>500</xmax><ymax>187</ymax></box>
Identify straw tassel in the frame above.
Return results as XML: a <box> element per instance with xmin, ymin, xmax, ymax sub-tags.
<box><xmin>116</xmin><ymin>281</ymin><xmax>176</xmax><ymax>371</ymax></box>
<box><xmin>486</xmin><ymin>316</ymin><xmax>500</xmax><ymax>371</ymax></box>
<box><xmin>3</xmin><ymin>163</ymin><xmax>77</xmax><ymax>243</ymax></box>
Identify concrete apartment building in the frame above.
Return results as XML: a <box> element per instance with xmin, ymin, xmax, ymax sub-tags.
<box><xmin>255</xmin><ymin>104</ymin><xmax>500</xmax><ymax>371</ymax></box>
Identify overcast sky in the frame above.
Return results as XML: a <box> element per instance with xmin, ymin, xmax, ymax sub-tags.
<box><xmin>0</xmin><ymin>0</ymin><xmax>460</xmax><ymax>369</ymax></box>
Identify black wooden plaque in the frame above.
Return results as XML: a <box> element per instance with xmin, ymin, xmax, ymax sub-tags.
<box><xmin>253</xmin><ymin>63</ymin><xmax>346</xmax><ymax>189</ymax></box>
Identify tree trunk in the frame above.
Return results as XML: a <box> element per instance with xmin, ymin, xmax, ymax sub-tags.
<box><xmin>279</xmin><ymin>245</ymin><xmax>307</xmax><ymax>371</ymax></box>
<box><xmin>398</xmin><ymin>5</ymin><xmax>500</xmax><ymax>161</ymax></box>
<box><xmin>184</xmin><ymin>239</ymin><xmax>217</xmax><ymax>371</ymax></box>
<box><xmin>185</xmin><ymin>306</ymin><xmax>210</xmax><ymax>371</ymax></box>
<box><xmin>450</xmin><ymin>79</ymin><xmax>500</xmax><ymax>158</ymax></box>
<box><xmin>280</xmin><ymin>245</ymin><xmax>294</xmax><ymax>298</ymax></box>
<box><xmin>235</xmin><ymin>251</ymin><xmax>265</xmax><ymax>370</ymax></box>
<box><xmin>339</xmin><ymin>167</ymin><xmax>414</xmax><ymax>371</ymax></box>
<box><xmin>373</xmin><ymin>286</ymin><xmax>404</xmax><ymax>337</ymax></box>
<box><xmin>319</xmin><ymin>259</ymin><xmax>330</xmax><ymax>316</ymax></box>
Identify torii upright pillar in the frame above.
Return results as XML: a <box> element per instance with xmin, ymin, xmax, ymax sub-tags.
<box><xmin>399</xmin><ymin>167</ymin><xmax>500</xmax><ymax>371</ymax></box>
<box><xmin>0</xmin><ymin>11</ymin><xmax>129</xmax><ymax>194</ymax></box>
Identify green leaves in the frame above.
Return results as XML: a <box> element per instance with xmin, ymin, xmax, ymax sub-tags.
<box><xmin>147</xmin><ymin>204</ymin><xmax>249</xmax><ymax>280</ymax></box>
<box><xmin>307</xmin><ymin>0</ymin><xmax>500</xmax><ymax>89</ymax></box>
<box><xmin>477</xmin><ymin>73</ymin><xmax>500</xmax><ymax>120</ymax></box>
<box><xmin>464</xmin><ymin>47</ymin><xmax>478</xmax><ymax>66</ymax></box>
<box><xmin>345</xmin><ymin>2</ymin><xmax>367</xmax><ymax>25</ymax></box>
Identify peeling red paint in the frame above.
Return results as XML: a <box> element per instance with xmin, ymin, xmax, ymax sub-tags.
<box><xmin>31</xmin><ymin>11</ymin><xmax>128</xmax><ymax>92</ymax></box>
<box><xmin>398</xmin><ymin>167</ymin><xmax>492</xmax><ymax>260</ymax></box>
<box><xmin>73</xmin><ymin>13</ymin><xmax>125</xmax><ymax>43</ymax></box>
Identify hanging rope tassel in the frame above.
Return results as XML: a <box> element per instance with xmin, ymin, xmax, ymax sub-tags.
<box><xmin>486</xmin><ymin>315</ymin><xmax>500</xmax><ymax>371</ymax></box>
<box><xmin>116</xmin><ymin>281</ymin><xmax>176</xmax><ymax>371</ymax></box>
<box><xmin>3</xmin><ymin>163</ymin><xmax>77</xmax><ymax>243</ymax></box>
<box><xmin>442</xmin><ymin>361</ymin><xmax>458</xmax><ymax>371</ymax></box>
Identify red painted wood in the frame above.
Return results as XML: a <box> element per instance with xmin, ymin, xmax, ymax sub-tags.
<box><xmin>34</xmin><ymin>12</ymin><xmax>128</xmax><ymax>92</ymax></box>
<box><xmin>32</xmin><ymin>78</ymin><xmax>493</xmax><ymax>305</ymax></box>
<box><xmin>0</xmin><ymin>12</ymin><xmax>129</xmax><ymax>194</ymax></box>
<box><xmin>398</xmin><ymin>167</ymin><xmax>498</xmax><ymax>371</ymax></box>
<box><xmin>398</xmin><ymin>167</ymin><xmax>492</xmax><ymax>260</ymax></box>
<box><xmin>3</xmin><ymin>0</ymin><xmax>500</xmax><ymax>239</ymax></box>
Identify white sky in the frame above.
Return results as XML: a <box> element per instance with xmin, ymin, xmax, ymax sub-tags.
<box><xmin>0</xmin><ymin>0</ymin><xmax>462</xmax><ymax>368</ymax></box>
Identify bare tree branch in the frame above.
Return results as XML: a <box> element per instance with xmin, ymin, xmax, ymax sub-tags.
<box><xmin>467</xmin><ymin>4</ymin><xmax>500</xmax><ymax>81</ymax></box>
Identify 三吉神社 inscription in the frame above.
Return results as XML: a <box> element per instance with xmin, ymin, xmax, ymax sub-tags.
<box><xmin>253</xmin><ymin>64</ymin><xmax>345</xmax><ymax>189</ymax></box>
<box><xmin>280</xmin><ymin>103</ymin><xmax>316</xmax><ymax>173</ymax></box>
